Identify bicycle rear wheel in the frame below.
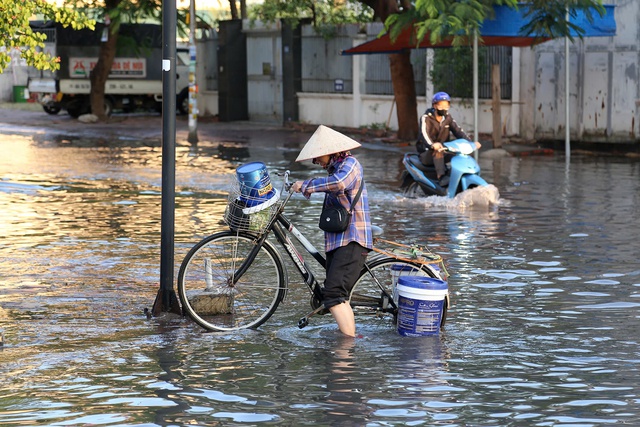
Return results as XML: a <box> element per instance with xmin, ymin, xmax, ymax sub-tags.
<box><xmin>350</xmin><ymin>256</ymin><xmax>441</xmax><ymax>323</ymax></box>
<box><xmin>177</xmin><ymin>231</ymin><xmax>287</xmax><ymax>331</ymax></box>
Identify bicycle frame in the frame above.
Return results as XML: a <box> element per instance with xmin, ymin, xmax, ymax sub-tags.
<box><xmin>272</xmin><ymin>214</ymin><xmax>325</xmax><ymax>291</ymax></box>
<box><xmin>230</xmin><ymin>177</ymin><xmax>393</xmax><ymax>312</ymax></box>
<box><xmin>178</xmin><ymin>171</ymin><xmax>445</xmax><ymax>331</ymax></box>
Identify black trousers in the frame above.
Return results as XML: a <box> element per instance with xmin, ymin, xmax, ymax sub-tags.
<box><xmin>419</xmin><ymin>150</ymin><xmax>453</xmax><ymax>178</ymax></box>
<box><xmin>323</xmin><ymin>242</ymin><xmax>369</xmax><ymax>309</ymax></box>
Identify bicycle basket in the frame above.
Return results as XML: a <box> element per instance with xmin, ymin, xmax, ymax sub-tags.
<box><xmin>223</xmin><ymin>178</ymin><xmax>282</xmax><ymax>233</ymax></box>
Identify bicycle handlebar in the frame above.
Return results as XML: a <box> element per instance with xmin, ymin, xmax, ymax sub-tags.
<box><xmin>277</xmin><ymin>170</ymin><xmax>294</xmax><ymax>193</ymax></box>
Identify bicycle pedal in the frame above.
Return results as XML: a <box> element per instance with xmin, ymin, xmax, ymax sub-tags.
<box><xmin>381</xmin><ymin>294</ymin><xmax>390</xmax><ymax>309</ymax></box>
<box><xmin>298</xmin><ymin>317</ymin><xmax>309</xmax><ymax>329</ymax></box>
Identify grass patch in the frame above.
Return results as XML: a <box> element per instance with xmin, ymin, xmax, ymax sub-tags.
<box><xmin>0</xmin><ymin>102</ymin><xmax>43</xmax><ymax>112</ymax></box>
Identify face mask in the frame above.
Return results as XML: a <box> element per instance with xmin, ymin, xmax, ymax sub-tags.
<box><xmin>436</xmin><ymin>108</ymin><xmax>448</xmax><ymax>116</ymax></box>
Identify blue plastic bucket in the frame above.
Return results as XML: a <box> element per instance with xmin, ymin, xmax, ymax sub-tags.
<box><xmin>236</xmin><ymin>162</ymin><xmax>278</xmax><ymax>211</ymax></box>
<box><xmin>390</xmin><ymin>264</ymin><xmax>423</xmax><ymax>306</ymax></box>
<box><xmin>396</xmin><ymin>277</ymin><xmax>448</xmax><ymax>336</ymax></box>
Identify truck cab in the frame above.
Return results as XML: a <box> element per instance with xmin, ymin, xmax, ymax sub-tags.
<box><xmin>27</xmin><ymin>22</ymin><xmax>190</xmax><ymax>117</ymax></box>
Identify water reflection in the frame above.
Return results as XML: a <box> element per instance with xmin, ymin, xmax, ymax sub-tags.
<box><xmin>1</xmin><ymin>130</ymin><xmax>639</xmax><ymax>425</ymax></box>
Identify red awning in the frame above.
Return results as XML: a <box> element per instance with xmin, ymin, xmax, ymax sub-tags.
<box><xmin>342</xmin><ymin>27</ymin><xmax>548</xmax><ymax>55</ymax></box>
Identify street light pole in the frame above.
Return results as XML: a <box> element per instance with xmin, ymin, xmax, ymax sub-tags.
<box><xmin>153</xmin><ymin>0</ymin><xmax>181</xmax><ymax>315</ymax></box>
<box><xmin>565</xmin><ymin>9</ymin><xmax>571</xmax><ymax>161</ymax></box>
<box><xmin>473</xmin><ymin>32</ymin><xmax>479</xmax><ymax>161</ymax></box>
<box><xmin>187</xmin><ymin>0</ymin><xmax>199</xmax><ymax>144</ymax></box>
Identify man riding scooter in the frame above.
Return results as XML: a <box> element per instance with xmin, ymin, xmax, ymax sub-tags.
<box><xmin>416</xmin><ymin>92</ymin><xmax>481</xmax><ymax>187</ymax></box>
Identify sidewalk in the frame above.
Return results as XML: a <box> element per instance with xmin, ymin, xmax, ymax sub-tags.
<box><xmin>0</xmin><ymin>102</ymin><xmax>297</xmax><ymax>143</ymax></box>
<box><xmin>2</xmin><ymin>102</ymin><xmax>637</xmax><ymax>157</ymax></box>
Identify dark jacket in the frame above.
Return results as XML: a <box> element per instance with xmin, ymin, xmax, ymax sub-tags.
<box><xmin>416</xmin><ymin>108</ymin><xmax>471</xmax><ymax>153</ymax></box>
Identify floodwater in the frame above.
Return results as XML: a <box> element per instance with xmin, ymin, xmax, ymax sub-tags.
<box><xmin>1</xmin><ymin>127</ymin><xmax>639</xmax><ymax>426</ymax></box>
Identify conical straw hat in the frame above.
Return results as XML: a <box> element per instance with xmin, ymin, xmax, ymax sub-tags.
<box><xmin>295</xmin><ymin>125</ymin><xmax>362</xmax><ymax>162</ymax></box>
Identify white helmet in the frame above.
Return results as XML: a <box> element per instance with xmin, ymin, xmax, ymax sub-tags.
<box><xmin>295</xmin><ymin>125</ymin><xmax>362</xmax><ymax>162</ymax></box>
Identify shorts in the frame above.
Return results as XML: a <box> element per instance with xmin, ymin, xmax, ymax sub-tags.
<box><xmin>323</xmin><ymin>242</ymin><xmax>369</xmax><ymax>309</ymax></box>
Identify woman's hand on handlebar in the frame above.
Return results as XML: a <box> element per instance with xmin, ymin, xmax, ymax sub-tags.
<box><xmin>290</xmin><ymin>181</ymin><xmax>303</xmax><ymax>193</ymax></box>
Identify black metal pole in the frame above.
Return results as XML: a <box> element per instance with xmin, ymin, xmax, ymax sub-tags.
<box><xmin>153</xmin><ymin>0</ymin><xmax>181</xmax><ymax>315</ymax></box>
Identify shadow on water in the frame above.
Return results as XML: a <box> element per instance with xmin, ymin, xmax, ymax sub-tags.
<box><xmin>1</xmin><ymin>130</ymin><xmax>640</xmax><ymax>425</ymax></box>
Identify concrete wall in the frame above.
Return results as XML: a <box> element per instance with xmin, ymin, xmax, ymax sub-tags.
<box><xmin>298</xmin><ymin>92</ymin><xmax>516</xmax><ymax>138</ymax></box>
<box><xmin>244</xmin><ymin>21</ymin><xmax>283</xmax><ymax>123</ymax></box>
<box><xmin>0</xmin><ymin>52</ymin><xmax>30</xmax><ymax>102</ymax></box>
<box><xmin>524</xmin><ymin>0</ymin><xmax>638</xmax><ymax>142</ymax></box>
<box><xmin>298</xmin><ymin>37</ymin><xmax>520</xmax><ymax>138</ymax></box>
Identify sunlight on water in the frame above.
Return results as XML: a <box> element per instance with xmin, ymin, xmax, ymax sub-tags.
<box><xmin>1</xmin><ymin>131</ymin><xmax>639</xmax><ymax>426</ymax></box>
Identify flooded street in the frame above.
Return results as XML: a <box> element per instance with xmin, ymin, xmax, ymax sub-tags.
<box><xmin>1</xmin><ymin>125</ymin><xmax>639</xmax><ymax>426</ymax></box>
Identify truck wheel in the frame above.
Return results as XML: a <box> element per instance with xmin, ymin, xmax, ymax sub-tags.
<box><xmin>67</xmin><ymin>107</ymin><xmax>83</xmax><ymax>118</ymax></box>
<box><xmin>80</xmin><ymin>98</ymin><xmax>113</xmax><ymax>118</ymax></box>
<box><xmin>103</xmin><ymin>98</ymin><xmax>114</xmax><ymax>117</ymax></box>
<box><xmin>43</xmin><ymin>103</ymin><xmax>61</xmax><ymax>115</ymax></box>
<box><xmin>177</xmin><ymin>88</ymin><xmax>189</xmax><ymax>115</ymax></box>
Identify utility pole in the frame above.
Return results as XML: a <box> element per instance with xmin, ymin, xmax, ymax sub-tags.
<box><xmin>187</xmin><ymin>0</ymin><xmax>199</xmax><ymax>144</ymax></box>
<box><xmin>564</xmin><ymin>8</ymin><xmax>571</xmax><ymax>161</ymax></box>
<box><xmin>153</xmin><ymin>0</ymin><xmax>181</xmax><ymax>315</ymax></box>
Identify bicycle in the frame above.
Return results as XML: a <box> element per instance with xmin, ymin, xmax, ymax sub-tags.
<box><xmin>177</xmin><ymin>170</ymin><xmax>448</xmax><ymax>332</ymax></box>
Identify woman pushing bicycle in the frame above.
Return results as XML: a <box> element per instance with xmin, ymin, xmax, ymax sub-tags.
<box><xmin>291</xmin><ymin>125</ymin><xmax>373</xmax><ymax>337</ymax></box>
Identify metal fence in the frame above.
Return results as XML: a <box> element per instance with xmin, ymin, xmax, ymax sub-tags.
<box><xmin>198</xmin><ymin>29</ymin><xmax>218</xmax><ymax>91</ymax></box>
<box><xmin>364</xmin><ymin>51</ymin><xmax>427</xmax><ymax>96</ymax></box>
<box><xmin>430</xmin><ymin>45</ymin><xmax>512</xmax><ymax>100</ymax></box>
<box><xmin>480</xmin><ymin>45</ymin><xmax>512</xmax><ymax>99</ymax></box>
<box><xmin>300</xmin><ymin>25</ymin><xmax>358</xmax><ymax>94</ymax></box>
<box><xmin>298</xmin><ymin>23</ymin><xmax>511</xmax><ymax>99</ymax></box>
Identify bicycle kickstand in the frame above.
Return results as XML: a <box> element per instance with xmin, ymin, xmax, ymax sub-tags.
<box><xmin>298</xmin><ymin>305</ymin><xmax>327</xmax><ymax>329</ymax></box>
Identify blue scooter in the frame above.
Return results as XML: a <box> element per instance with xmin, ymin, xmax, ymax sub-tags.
<box><xmin>401</xmin><ymin>139</ymin><xmax>488</xmax><ymax>198</ymax></box>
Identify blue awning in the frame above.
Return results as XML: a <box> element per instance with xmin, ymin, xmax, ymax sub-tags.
<box><xmin>343</xmin><ymin>4</ymin><xmax>616</xmax><ymax>55</ymax></box>
<box><xmin>482</xmin><ymin>4</ymin><xmax>616</xmax><ymax>38</ymax></box>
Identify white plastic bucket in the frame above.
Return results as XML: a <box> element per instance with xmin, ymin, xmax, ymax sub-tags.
<box><xmin>396</xmin><ymin>276</ymin><xmax>448</xmax><ymax>336</ymax></box>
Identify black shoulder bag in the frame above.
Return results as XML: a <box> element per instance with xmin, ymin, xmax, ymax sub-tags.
<box><xmin>318</xmin><ymin>181</ymin><xmax>364</xmax><ymax>233</ymax></box>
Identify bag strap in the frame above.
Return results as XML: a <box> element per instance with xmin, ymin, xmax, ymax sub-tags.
<box><xmin>323</xmin><ymin>180</ymin><xmax>365</xmax><ymax>213</ymax></box>
<box><xmin>347</xmin><ymin>180</ymin><xmax>364</xmax><ymax>214</ymax></box>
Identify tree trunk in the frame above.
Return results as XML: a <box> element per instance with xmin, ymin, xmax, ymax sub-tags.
<box><xmin>90</xmin><ymin>14</ymin><xmax>120</xmax><ymax>121</ymax></box>
<box><xmin>229</xmin><ymin>0</ymin><xmax>238</xmax><ymax>19</ymax></box>
<box><xmin>240</xmin><ymin>0</ymin><xmax>247</xmax><ymax>19</ymax></box>
<box><xmin>360</xmin><ymin>0</ymin><xmax>418</xmax><ymax>141</ymax></box>
<box><xmin>389</xmin><ymin>51</ymin><xmax>418</xmax><ymax>140</ymax></box>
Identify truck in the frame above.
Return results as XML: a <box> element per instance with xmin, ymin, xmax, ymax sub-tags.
<box><xmin>27</xmin><ymin>21</ymin><xmax>190</xmax><ymax>117</ymax></box>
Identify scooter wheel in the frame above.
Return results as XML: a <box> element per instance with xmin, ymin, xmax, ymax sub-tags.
<box><xmin>402</xmin><ymin>181</ymin><xmax>424</xmax><ymax>198</ymax></box>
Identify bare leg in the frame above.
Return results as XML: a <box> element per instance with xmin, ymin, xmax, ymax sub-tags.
<box><xmin>329</xmin><ymin>301</ymin><xmax>356</xmax><ymax>337</ymax></box>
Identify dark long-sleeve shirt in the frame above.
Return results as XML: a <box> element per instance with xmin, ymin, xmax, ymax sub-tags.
<box><xmin>416</xmin><ymin>108</ymin><xmax>471</xmax><ymax>153</ymax></box>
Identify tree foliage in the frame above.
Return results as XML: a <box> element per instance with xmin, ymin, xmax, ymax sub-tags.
<box><xmin>249</xmin><ymin>0</ymin><xmax>373</xmax><ymax>28</ymax></box>
<box><xmin>387</xmin><ymin>0</ymin><xmax>516</xmax><ymax>46</ymax></box>
<box><xmin>519</xmin><ymin>0</ymin><xmax>606</xmax><ymax>42</ymax></box>
<box><xmin>386</xmin><ymin>0</ymin><xmax>606</xmax><ymax>47</ymax></box>
<box><xmin>0</xmin><ymin>0</ymin><xmax>94</xmax><ymax>73</ymax></box>
<box><xmin>431</xmin><ymin>46</ymin><xmax>487</xmax><ymax>99</ymax></box>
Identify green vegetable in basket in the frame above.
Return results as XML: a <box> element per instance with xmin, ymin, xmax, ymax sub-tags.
<box><xmin>249</xmin><ymin>208</ymin><xmax>272</xmax><ymax>231</ymax></box>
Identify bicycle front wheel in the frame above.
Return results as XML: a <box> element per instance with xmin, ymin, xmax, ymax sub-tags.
<box><xmin>350</xmin><ymin>256</ymin><xmax>440</xmax><ymax>322</ymax></box>
<box><xmin>177</xmin><ymin>231</ymin><xmax>287</xmax><ymax>331</ymax></box>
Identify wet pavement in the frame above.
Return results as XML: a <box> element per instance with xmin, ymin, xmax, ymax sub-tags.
<box><xmin>0</xmin><ymin>103</ymin><xmax>565</xmax><ymax>157</ymax></box>
<box><xmin>0</xmin><ymin>103</ymin><xmax>305</xmax><ymax>147</ymax></box>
